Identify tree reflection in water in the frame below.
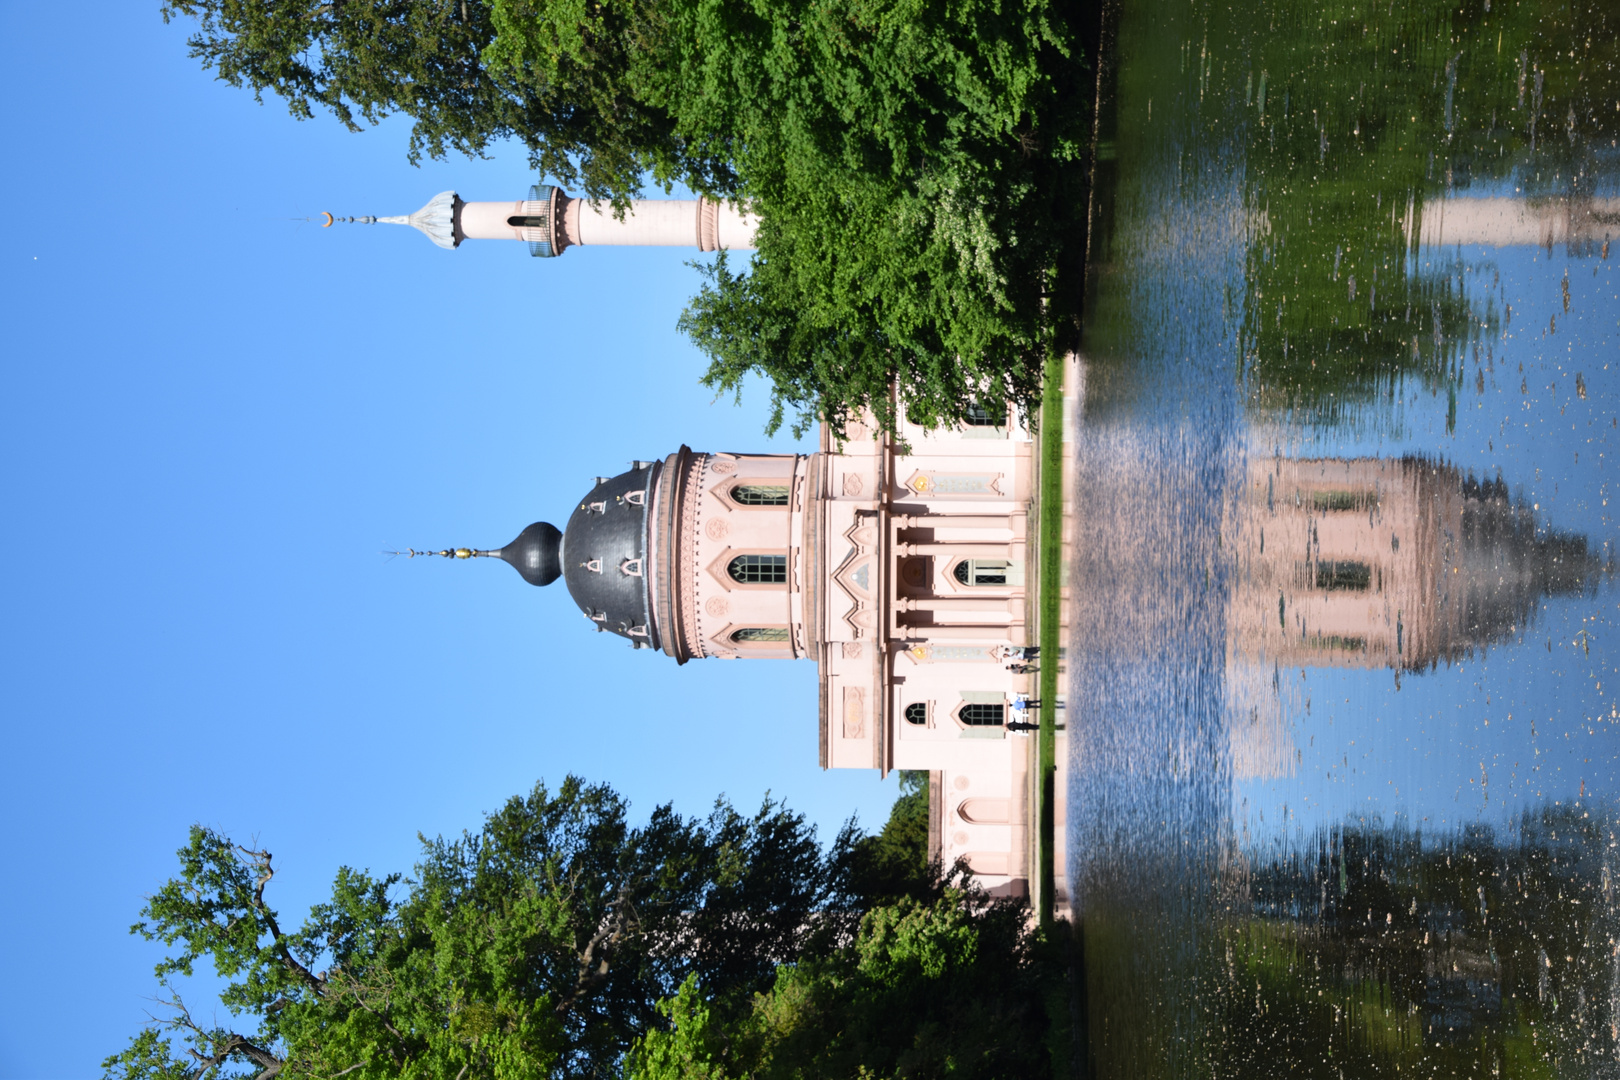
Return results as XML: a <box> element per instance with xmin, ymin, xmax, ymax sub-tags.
<box><xmin>1214</xmin><ymin>805</ymin><xmax>1620</xmax><ymax>1075</ymax></box>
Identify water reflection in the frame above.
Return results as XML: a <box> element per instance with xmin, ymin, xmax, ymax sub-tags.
<box><xmin>1228</xmin><ymin>455</ymin><xmax>1609</xmax><ymax>780</ymax></box>
<box><xmin>1067</xmin><ymin>0</ymin><xmax>1619</xmax><ymax>1073</ymax></box>
<box><xmin>1218</xmin><ymin>807</ymin><xmax>1620</xmax><ymax>1074</ymax></box>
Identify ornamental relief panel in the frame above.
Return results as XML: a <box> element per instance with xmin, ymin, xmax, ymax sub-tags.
<box><xmin>904</xmin><ymin>471</ymin><xmax>1004</xmax><ymax>497</ymax></box>
<box><xmin>902</xmin><ymin>644</ymin><xmax>1005</xmax><ymax>664</ymax></box>
<box><xmin>842</xmin><ymin>687</ymin><xmax>866</xmax><ymax>739</ymax></box>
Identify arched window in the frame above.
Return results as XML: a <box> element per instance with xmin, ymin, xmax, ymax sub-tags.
<box><xmin>963</xmin><ymin>402</ymin><xmax>1002</xmax><ymax>426</ymax></box>
<box><xmin>728</xmin><ymin>554</ymin><xmax>788</xmax><ymax>584</ymax></box>
<box><xmin>959</xmin><ymin>702</ymin><xmax>1005</xmax><ymax>727</ymax></box>
<box><xmin>904</xmin><ymin>703</ymin><xmax>929</xmax><ymax>726</ymax></box>
<box><xmin>731</xmin><ymin>484</ymin><xmax>791</xmax><ymax>506</ymax></box>
<box><xmin>954</xmin><ymin>560</ymin><xmax>1010</xmax><ymax>586</ymax></box>
<box><xmin>731</xmin><ymin>627</ymin><xmax>791</xmax><ymax>643</ymax></box>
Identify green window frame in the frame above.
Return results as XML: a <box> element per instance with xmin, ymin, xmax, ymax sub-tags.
<box><xmin>731</xmin><ymin>484</ymin><xmax>791</xmax><ymax>506</ymax></box>
<box><xmin>731</xmin><ymin>627</ymin><xmax>791</xmax><ymax>643</ymax></box>
<box><xmin>960</xmin><ymin>703</ymin><xmax>1005</xmax><ymax>727</ymax></box>
<box><xmin>728</xmin><ymin>554</ymin><xmax>788</xmax><ymax>584</ymax></box>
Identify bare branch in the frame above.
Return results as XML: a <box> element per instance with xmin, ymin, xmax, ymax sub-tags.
<box><xmin>234</xmin><ymin>844</ymin><xmax>326</xmax><ymax>994</ymax></box>
<box><xmin>154</xmin><ymin>997</ymin><xmax>282</xmax><ymax>1080</ymax></box>
<box><xmin>146</xmin><ymin>981</ymin><xmax>286</xmax><ymax>1080</ymax></box>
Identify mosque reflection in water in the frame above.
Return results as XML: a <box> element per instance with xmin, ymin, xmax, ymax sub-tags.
<box><xmin>1224</xmin><ymin>454</ymin><xmax>1604</xmax><ymax>777</ymax></box>
<box><xmin>1071</xmin><ymin>451</ymin><xmax>1614</xmax><ymax>1076</ymax></box>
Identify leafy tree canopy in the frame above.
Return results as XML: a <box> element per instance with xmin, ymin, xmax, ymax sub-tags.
<box><xmin>103</xmin><ymin>777</ymin><xmax>872</xmax><ymax>1080</ymax></box>
<box><xmin>655</xmin><ymin>0</ymin><xmax>1090</xmax><ymax>434</ymax></box>
<box><xmin>628</xmin><ymin>892</ymin><xmax>1061</xmax><ymax>1080</ymax></box>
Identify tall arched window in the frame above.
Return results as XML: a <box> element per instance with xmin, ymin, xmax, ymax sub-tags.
<box><xmin>959</xmin><ymin>703</ymin><xmax>1005</xmax><ymax>727</ymax></box>
<box><xmin>731</xmin><ymin>627</ymin><xmax>791</xmax><ymax>643</ymax></box>
<box><xmin>954</xmin><ymin>559</ymin><xmax>1010</xmax><ymax>586</ymax></box>
<box><xmin>904</xmin><ymin>703</ymin><xmax>929</xmax><ymax>726</ymax></box>
<box><xmin>730</xmin><ymin>484</ymin><xmax>791</xmax><ymax>506</ymax></box>
<box><xmin>728</xmin><ymin>554</ymin><xmax>788</xmax><ymax>584</ymax></box>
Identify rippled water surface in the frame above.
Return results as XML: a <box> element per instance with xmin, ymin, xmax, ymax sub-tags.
<box><xmin>1066</xmin><ymin>0</ymin><xmax>1619</xmax><ymax>1074</ymax></box>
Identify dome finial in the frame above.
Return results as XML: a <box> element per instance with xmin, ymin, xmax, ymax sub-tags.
<box><xmin>387</xmin><ymin>522</ymin><xmax>564</xmax><ymax>587</ymax></box>
<box><xmin>388</xmin><ymin>547</ymin><xmax>495</xmax><ymax>560</ymax></box>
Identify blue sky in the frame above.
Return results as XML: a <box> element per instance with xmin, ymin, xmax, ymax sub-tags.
<box><xmin>0</xmin><ymin>5</ymin><xmax>902</xmax><ymax>1076</ymax></box>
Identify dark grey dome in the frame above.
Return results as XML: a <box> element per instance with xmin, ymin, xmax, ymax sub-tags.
<box><xmin>562</xmin><ymin>461</ymin><xmax>660</xmax><ymax>646</ymax></box>
<box><xmin>493</xmin><ymin>521</ymin><xmax>564</xmax><ymax>586</ymax></box>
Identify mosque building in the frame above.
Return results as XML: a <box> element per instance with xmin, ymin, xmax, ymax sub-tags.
<box><xmin>360</xmin><ymin>183</ymin><xmax>1041</xmax><ymax>895</ymax></box>
<box><xmin>366</xmin><ymin>184</ymin><xmax>1612</xmax><ymax>903</ymax></box>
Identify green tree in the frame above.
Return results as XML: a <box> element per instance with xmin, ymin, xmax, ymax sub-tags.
<box><xmin>835</xmin><ymin>769</ymin><xmax>935</xmax><ymax>903</ymax></box>
<box><xmin>103</xmin><ymin>777</ymin><xmax>859</xmax><ymax>1080</ymax></box>
<box><xmin>657</xmin><ymin>0</ymin><xmax>1091</xmax><ymax>435</ymax></box>
<box><xmin>628</xmin><ymin>892</ymin><xmax>1065</xmax><ymax>1080</ymax></box>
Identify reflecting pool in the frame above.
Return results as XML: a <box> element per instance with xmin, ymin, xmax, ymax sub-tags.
<box><xmin>1066</xmin><ymin>0</ymin><xmax>1620</xmax><ymax>1074</ymax></box>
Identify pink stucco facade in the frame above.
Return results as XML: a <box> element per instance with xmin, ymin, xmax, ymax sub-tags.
<box><xmin>634</xmin><ymin>404</ymin><xmax>1037</xmax><ymax>896</ymax></box>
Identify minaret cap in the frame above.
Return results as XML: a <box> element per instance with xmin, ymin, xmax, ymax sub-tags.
<box><xmin>324</xmin><ymin>192</ymin><xmax>461</xmax><ymax>249</ymax></box>
<box><xmin>377</xmin><ymin>191</ymin><xmax>461</xmax><ymax>250</ymax></box>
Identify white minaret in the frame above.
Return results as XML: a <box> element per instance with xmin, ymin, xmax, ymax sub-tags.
<box><xmin>329</xmin><ymin>186</ymin><xmax>759</xmax><ymax>257</ymax></box>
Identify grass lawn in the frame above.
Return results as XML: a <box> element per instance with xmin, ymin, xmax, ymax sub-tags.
<box><xmin>1035</xmin><ymin>350</ymin><xmax>1065</xmax><ymax>927</ymax></box>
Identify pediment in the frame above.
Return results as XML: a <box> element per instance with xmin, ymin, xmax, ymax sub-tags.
<box><xmin>832</xmin><ymin>550</ymin><xmax>874</xmax><ymax>602</ymax></box>
<box><xmin>830</xmin><ymin>545</ymin><xmax>877</xmax><ymax>639</ymax></box>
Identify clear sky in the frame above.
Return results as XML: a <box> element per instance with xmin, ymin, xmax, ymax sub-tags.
<box><xmin>0</xmin><ymin>5</ymin><xmax>902</xmax><ymax>1077</ymax></box>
